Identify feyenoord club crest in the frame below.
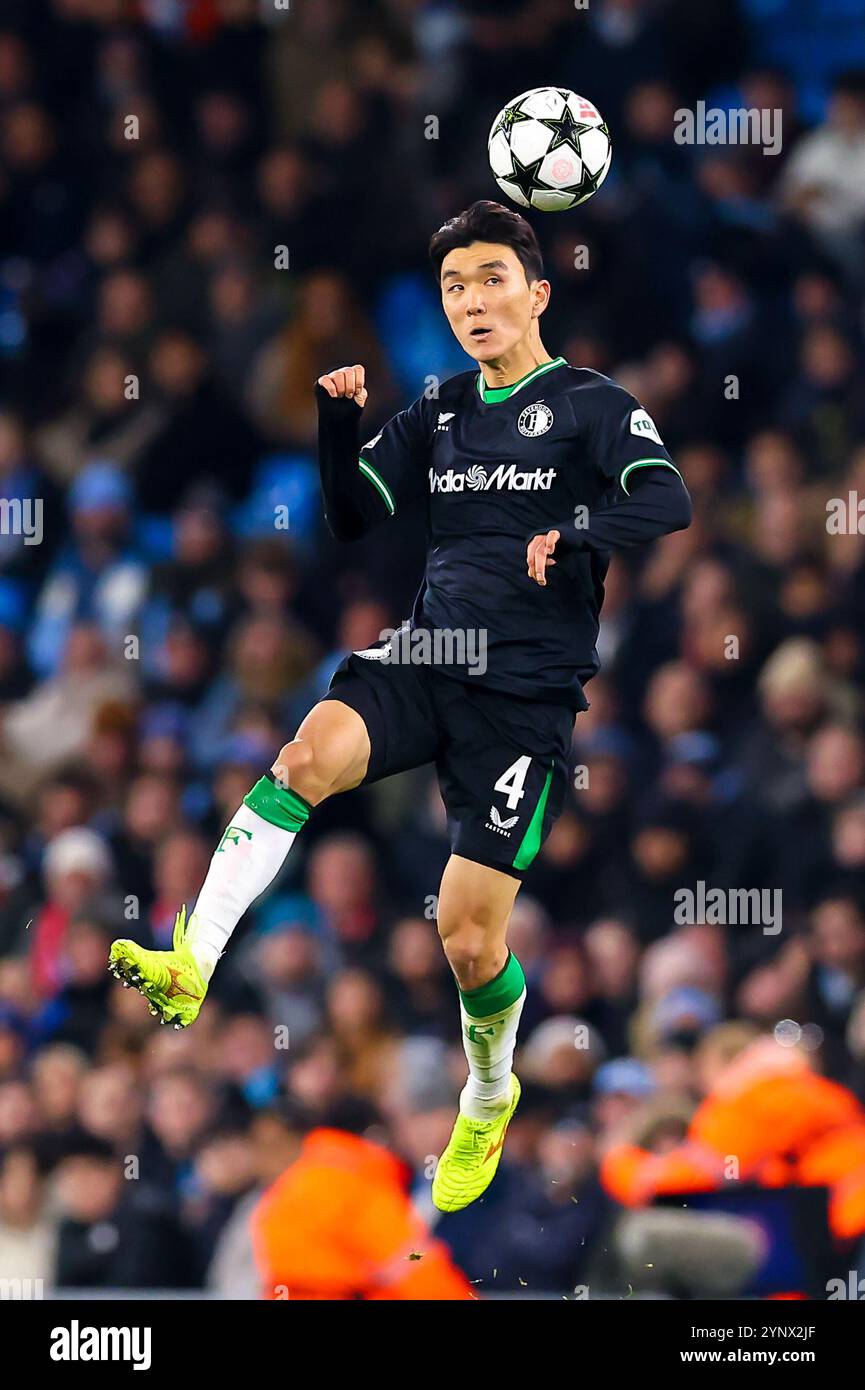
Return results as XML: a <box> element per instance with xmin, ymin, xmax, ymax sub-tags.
<box><xmin>518</xmin><ymin>402</ymin><xmax>553</xmax><ymax>437</ymax></box>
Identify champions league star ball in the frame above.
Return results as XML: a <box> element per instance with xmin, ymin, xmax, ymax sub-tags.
<box><xmin>488</xmin><ymin>87</ymin><xmax>612</xmax><ymax>212</ymax></box>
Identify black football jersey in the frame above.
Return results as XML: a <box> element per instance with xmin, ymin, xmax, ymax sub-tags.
<box><xmin>355</xmin><ymin>357</ymin><xmax>678</xmax><ymax>707</ymax></box>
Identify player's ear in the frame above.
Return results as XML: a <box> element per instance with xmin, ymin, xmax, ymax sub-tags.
<box><xmin>531</xmin><ymin>279</ymin><xmax>551</xmax><ymax>318</ymax></box>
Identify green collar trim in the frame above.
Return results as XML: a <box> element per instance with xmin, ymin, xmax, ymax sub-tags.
<box><xmin>477</xmin><ymin>356</ymin><xmax>567</xmax><ymax>404</ymax></box>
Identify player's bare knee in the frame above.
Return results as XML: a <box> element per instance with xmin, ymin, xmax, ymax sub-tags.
<box><xmin>439</xmin><ymin>916</ymin><xmax>505</xmax><ymax>989</ymax></box>
<box><xmin>271</xmin><ymin>739</ymin><xmax>331</xmax><ymax>806</ymax></box>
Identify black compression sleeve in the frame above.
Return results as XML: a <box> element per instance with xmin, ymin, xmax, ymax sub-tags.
<box><xmin>316</xmin><ymin>384</ymin><xmax>388</xmax><ymax>541</ymax></box>
<box><xmin>532</xmin><ymin>466</ymin><xmax>692</xmax><ymax>556</ymax></box>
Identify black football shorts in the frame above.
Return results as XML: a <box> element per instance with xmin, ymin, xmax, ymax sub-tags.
<box><xmin>321</xmin><ymin>649</ymin><xmax>575</xmax><ymax>879</ymax></box>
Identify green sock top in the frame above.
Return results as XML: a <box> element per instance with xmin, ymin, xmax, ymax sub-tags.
<box><xmin>243</xmin><ymin>772</ymin><xmax>312</xmax><ymax>833</ymax></box>
<box><xmin>459</xmin><ymin>950</ymin><xmax>526</xmax><ymax>1018</ymax></box>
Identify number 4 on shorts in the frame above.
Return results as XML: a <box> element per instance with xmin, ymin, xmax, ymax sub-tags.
<box><xmin>494</xmin><ymin>755</ymin><xmax>532</xmax><ymax>811</ymax></box>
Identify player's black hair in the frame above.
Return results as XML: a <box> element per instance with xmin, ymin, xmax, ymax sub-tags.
<box><xmin>428</xmin><ymin>199</ymin><xmax>544</xmax><ymax>286</ymax></box>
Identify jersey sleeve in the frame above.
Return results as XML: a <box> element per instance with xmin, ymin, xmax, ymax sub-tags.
<box><xmin>356</xmin><ymin>395</ymin><xmax>431</xmax><ymax>517</ymax></box>
<box><xmin>583</xmin><ymin>379</ymin><xmax>682</xmax><ymax>494</ymax></box>
<box><xmin>525</xmin><ymin>376</ymin><xmax>691</xmax><ymax>558</ymax></box>
<box><xmin>317</xmin><ymin>386</ymin><xmax>430</xmax><ymax>541</ymax></box>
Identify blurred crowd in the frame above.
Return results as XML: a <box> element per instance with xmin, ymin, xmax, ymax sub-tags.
<box><xmin>1</xmin><ymin>0</ymin><xmax>865</xmax><ymax>1296</ymax></box>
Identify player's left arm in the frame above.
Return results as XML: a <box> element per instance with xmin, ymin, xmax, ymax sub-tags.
<box><xmin>316</xmin><ymin>368</ymin><xmax>430</xmax><ymax>542</ymax></box>
<box><xmin>526</xmin><ymin>382</ymin><xmax>692</xmax><ymax>585</ymax></box>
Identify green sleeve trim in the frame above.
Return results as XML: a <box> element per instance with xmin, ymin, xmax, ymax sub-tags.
<box><xmin>619</xmin><ymin>458</ymin><xmax>683</xmax><ymax>496</ymax></box>
<box><xmin>243</xmin><ymin>773</ymin><xmax>312</xmax><ymax>833</ymax></box>
<box><xmin>358</xmin><ymin>457</ymin><xmax>395</xmax><ymax>516</ymax></box>
<box><xmin>512</xmin><ymin>763</ymin><xmax>554</xmax><ymax>871</ymax></box>
<box><xmin>459</xmin><ymin>950</ymin><xmax>526</xmax><ymax>1018</ymax></box>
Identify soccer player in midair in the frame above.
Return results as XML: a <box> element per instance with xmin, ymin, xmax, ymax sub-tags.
<box><xmin>110</xmin><ymin>201</ymin><xmax>691</xmax><ymax>1212</ymax></box>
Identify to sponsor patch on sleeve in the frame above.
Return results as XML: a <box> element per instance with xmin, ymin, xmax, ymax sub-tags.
<box><xmin>629</xmin><ymin>409</ymin><xmax>663</xmax><ymax>446</ymax></box>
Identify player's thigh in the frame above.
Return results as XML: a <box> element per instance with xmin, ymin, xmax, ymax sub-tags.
<box><xmin>437</xmin><ymin>853</ymin><xmax>521</xmax><ymax>946</ymax></box>
<box><xmin>272</xmin><ymin>698</ymin><xmax>372</xmax><ymax>801</ymax></box>
<box><xmin>274</xmin><ymin>643</ymin><xmax>442</xmax><ymax>802</ymax></box>
<box><xmin>319</xmin><ymin>651</ymin><xmax>440</xmax><ymax>785</ymax></box>
<box><xmin>435</xmin><ymin>681</ymin><xmax>573</xmax><ymax>882</ymax></box>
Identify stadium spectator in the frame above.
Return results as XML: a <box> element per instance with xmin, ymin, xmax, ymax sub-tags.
<box><xmin>0</xmin><ymin>1142</ymin><xmax>57</xmax><ymax>1290</ymax></box>
<box><xmin>251</xmin><ymin>1099</ymin><xmax>473</xmax><ymax>1299</ymax></box>
<box><xmin>600</xmin><ymin>1032</ymin><xmax>865</xmax><ymax>1241</ymax></box>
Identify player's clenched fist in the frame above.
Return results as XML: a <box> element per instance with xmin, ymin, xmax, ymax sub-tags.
<box><xmin>526</xmin><ymin>529</ymin><xmax>560</xmax><ymax>586</ymax></box>
<box><xmin>317</xmin><ymin>364</ymin><xmax>368</xmax><ymax>408</ymax></box>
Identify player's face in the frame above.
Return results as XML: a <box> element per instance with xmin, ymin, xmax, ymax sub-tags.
<box><xmin>439</xmin><ymin>241</ymin><xmax>549</xmax><ymax>363</ymax></box>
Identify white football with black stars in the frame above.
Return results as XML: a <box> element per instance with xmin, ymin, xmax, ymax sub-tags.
<box><xmin>488</xmin><ymin>87</ymin><xmax>612</xmax><ymax>212</ymax></box>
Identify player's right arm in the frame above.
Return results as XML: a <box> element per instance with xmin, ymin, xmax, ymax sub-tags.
<box><xmin>526</xmin><ymin>379</ymin><xmax>692</xmax><ymax>584</ymax></box>
<box><xmin>316</xmin><ymin>364</ymin><xmax>429</xmax><ymax>542</ymax></box>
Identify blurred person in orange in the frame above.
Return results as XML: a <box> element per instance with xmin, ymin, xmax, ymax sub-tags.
<box><xmin>251</xmin><ymin>1098</ymin><xmax>473</xmax><ymax>1300</ymax></box>
<box><xmin>600</xmin><ymin>1026</ymin><xmax>865</xmax><ymax>1241</ymax></box>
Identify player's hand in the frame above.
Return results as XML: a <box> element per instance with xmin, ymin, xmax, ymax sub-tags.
<box><xmin>317</xmin><ymin>364</ymin><xmax>368</xmax><ymax>409</ymax></box>
<box><xmin>527</xmin><ymin>529</ymin><xmax>560</xmax><ymax>586</ymax></box>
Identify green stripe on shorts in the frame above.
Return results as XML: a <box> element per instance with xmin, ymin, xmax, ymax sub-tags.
<box><xmin>512</xmin><ymin>762</ymin><xmax>554</xmax><ymax>870</ymax></box>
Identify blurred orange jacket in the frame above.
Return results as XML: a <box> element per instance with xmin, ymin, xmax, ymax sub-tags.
<box><xmin>601</xmin><ymin>1044</ymin><xmax>865</xmax><ymax>1240</ymax></box>
<box><xmin>251</xmin><ymin>1128</ymin><xmax>474</xmax><ymax>1300</ymax></box>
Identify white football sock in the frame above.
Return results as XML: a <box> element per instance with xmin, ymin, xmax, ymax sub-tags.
<box><xmin>458</xmin><ymin>988</ymin><xmax>526</xmax><ymax>1121</ymax></box>
<box><xmin>186</xmin><ymin>803</ymin><xmax>300</xmax><ymax>980</ymax></box>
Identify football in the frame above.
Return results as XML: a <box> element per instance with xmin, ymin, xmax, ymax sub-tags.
<box><xmin>488</xmin><ymin>86</ymin><xmax>612</xmax><ymax>212</ymax></box>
